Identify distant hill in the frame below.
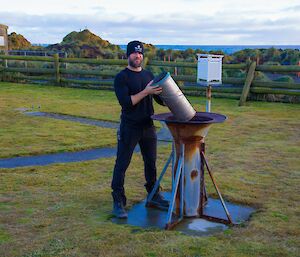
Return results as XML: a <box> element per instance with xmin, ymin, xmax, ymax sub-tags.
<box><xmin>8</xmin><ymin>32</ymin><xmax>45</xmax><ymax>51</ymax></box>
<box><xmin>6</xmin><ymin>29</ymin><xmax>157</xmax><ymax>59</ymax></box>
<box><xmin>46</xmin><ymin>29</ymin><xmax>124</xmax><ymax>59</ymax></box>
<box><xmin>6</xmin><ymin>29</ymin><xmax>299</xmax><ymax>65</ymax></box>
<box><xmin>8</xmin><ymin>32</ymin><xmax>31</xmax><ymax>50</ymax></box>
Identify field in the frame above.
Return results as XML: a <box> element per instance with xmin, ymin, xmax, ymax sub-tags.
<box><xmin>0</xmin><ymin>82</ymin><xmax>299</xmax><ymax>256</ymax></box>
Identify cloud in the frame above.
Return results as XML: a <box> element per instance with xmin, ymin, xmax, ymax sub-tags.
<box><xmin>282</xmin><ymin>5</ymin><xmax>300</xmax><ymax>11</ymax></box>
<box><xmin>1</xmin><ymin>10</ymin><xmax>299</xmax><ymax>45</ymax></box>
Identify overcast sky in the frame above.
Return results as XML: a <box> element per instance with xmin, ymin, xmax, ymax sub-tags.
<box><xmin>1</xmin><ymin>0</ymin><xmax>300</xmax><ymax>45</ymax></box>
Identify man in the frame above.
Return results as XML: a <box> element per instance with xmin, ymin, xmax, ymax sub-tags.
<box><xmin>111</xmin><ymin>40</ymin><xmax>168</xmax><ymax>218</ymax></box>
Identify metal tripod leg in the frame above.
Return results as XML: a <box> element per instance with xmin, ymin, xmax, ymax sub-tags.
<box><xmin>200</xmin><ymin>142</ymin><xmax>208</xmax><ymax>208</ymax></box>
<box><xmin>200</xmin><ymin>150</ymin><xmax>233</xmax><ymax>224</ymax></box>
<box><xmin>199</xmin><ymin>144</ymin><xmax>205</xmax><ymax>216</ymax></box>
<box><xmin>146</xmin><ymin>147</ymin><xmax>173</xmax><ymax>205</ymax></box>
<box><xmin>165</xmin><ymin>144</ymin><xmax>184</xmax><ymax>230</ymax></box>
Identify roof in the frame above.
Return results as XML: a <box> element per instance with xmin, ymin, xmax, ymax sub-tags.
<box><xmin>0</xmin><ymin>24</ymin><xmax>8</xmax><ymax>29</ymax></box>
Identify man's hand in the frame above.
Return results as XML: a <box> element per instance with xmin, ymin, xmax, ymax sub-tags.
<box><xmin>143</xmin><ymin>80</ymin><xmax>162</xmax><ymax>96</ymax></box>
<box><xmin>131</xmin><ymin>80</ymin><xmax>162</xmax><ymax>106</ymax></box>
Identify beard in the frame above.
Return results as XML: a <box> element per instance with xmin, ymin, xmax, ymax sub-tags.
<box><xmin>129</xmin><ymin>57</ymin><xmax>143</xmax><ymax>68</ymax></box>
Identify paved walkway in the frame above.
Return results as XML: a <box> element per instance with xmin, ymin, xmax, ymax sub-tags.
<box><xmin>25</xmin><ymin>111</ymin><xmax>120</xmax><ymax>129</ymax></box>
<box><xmin>0</xmin><ymin>111</ymin><xmax>172</xmax><ymax>168</ymax></box>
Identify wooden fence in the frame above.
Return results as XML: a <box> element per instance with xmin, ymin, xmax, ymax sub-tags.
<box><xmin>0</xmin><ymin>54</ymin><xmax>299</xmax><ymax>105</ymax></box>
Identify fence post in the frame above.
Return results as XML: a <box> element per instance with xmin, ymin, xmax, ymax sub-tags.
<box><xmin>2</xmin><ymin>56</ymin><xmax>7</xmax><ymax>68</ymax></box>
<box><xmin>1</xmin><ymin>57</ymin><xmax>4</xmax><ymax>69</ymax></box>
<box><xmin>239</xmin><ymin>61</ymin><xmax>256</xmax><ymax>106</ymax></box>
<box><xmin>53</xmin><ymin>53</ymin><xmax>60</xmax><ymax>85</ymax></box>
<box><xmin>0</xmin><ymin>57</ymin><xmax>6</xmax><ymax>81</ymax></box>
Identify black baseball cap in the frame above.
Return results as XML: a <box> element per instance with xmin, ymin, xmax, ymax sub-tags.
<box><xmin>126</xmin><ymin>40</ymin><xmax>144</xmax><ymax>57</ymax></box>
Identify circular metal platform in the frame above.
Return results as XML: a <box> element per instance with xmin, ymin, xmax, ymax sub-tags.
<box><xmin>151</xmin><ymin>112</ymin><xmax>227</xmax><ymax>124</ymax></box>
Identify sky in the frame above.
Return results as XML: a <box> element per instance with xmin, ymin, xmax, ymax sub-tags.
<box><xmin>0</xmin><ymin>0</ymin><xmax>300</xmax><ymax>45</ymax></box>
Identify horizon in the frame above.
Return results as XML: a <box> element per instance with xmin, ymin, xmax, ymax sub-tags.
<box><xmin>31</xmin><ymin>43</ymin><xmax>300</xmax><ymax>46</ymax></box>
<box><xmin>25</xmin><ymin>43</ymin><xmax>300</xmax><ymax>55</ymax></box>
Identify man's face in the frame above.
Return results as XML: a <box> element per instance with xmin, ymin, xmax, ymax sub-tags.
<box><xmin>128</xmin><ymin>52</ymin><xmax>143</xmax><ymax>68</ymax></box>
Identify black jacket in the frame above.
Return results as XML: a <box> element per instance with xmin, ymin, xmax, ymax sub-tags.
<box><xmin>114</xmin><ymin>68</ymin><xmax>164</xmax><ymax>128</ymax></box>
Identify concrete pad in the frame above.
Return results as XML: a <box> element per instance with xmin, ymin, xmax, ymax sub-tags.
<box><xmin>112</xmin><ymin>192</ymin><xmax>255</xmax><ymax>236</ymax></box>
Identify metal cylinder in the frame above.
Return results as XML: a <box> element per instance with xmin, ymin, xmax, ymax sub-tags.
<box><xmin>152</xmin><ymin>72</ymin><xmax>196</xmax><ymax>121</ymax></box>
<box><xmin>172</xmin><ymin>141</ymin><xmax>201</xmax><ymax>217</ymax></box>
<box><xmin>167</xmin><ymin>122</ymin><xmax>210</xmax><ymax>217</ymax></box>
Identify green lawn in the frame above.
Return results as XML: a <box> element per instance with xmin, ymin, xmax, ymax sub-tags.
<box><xmin>0</xmin><ymin>82</ymin><xmax>172</xmax><ymax>158</ymax></box>
<box><xmin>0</xmin><ymin>82</ymin><xmax>299</xmax><ymax>256</ymax></box>
<box><xmin>0</xmin><ymin>83</ymin><xmax>120</xmax><ymax>158</ymax></box>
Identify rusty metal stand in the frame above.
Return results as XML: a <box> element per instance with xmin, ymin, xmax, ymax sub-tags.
<box><xmin>146</xmin><ymin>127</ymin><xmax>233</xmax><ymax>229</ymax></box>
<box><xmin>147</xmin><ymin>140</ymin><xmax>233</xmax><ymax>229</ymax></box>
<box><xmin>199</xmin><ymin>142</ymin><xmax>233</xmax><ymax>225</ymax></box>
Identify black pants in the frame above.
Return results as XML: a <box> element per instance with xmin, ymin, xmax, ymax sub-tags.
<box><xmin>111</xmin><ymin>123</ymin><xmax>157</xmax><ymax>204</ymax></box>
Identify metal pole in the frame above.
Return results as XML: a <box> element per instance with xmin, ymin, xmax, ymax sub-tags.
<box><xmin>206</xmin><ymin>84</ymin><xmax>212</xmax><ymax>112</ymax></box>
<box><xmin>199</xmin><ymin>143</ymin><xmax>205</xmax><ymax>216</ymax></box>
<box><xmin>146</xmin><ymin>149</ymin><xmax>173</xmax><ymax>205</ymax></box>
<box><xmin>180</xmin><ymin>144</ymin><xmax>185</xmax><ymax>219</ymax></box>
<box><xmin>24</xmin><ymin>51</ymin><xmax>27</xmax><ymax>69</ymax></box>
<box><xmin>171</xmin><ymin>141</ymin><xmax>175</xmax><ymax>192</ymax></box>
<box><xmin>201</xmin><ymin>151</ymin><xmax>233</xmax><ymax>224</ymax></box>
<box><xmin>166</xmin><ymin>144</ymin><xmax>184</xmax><ymax>227</ymax></box>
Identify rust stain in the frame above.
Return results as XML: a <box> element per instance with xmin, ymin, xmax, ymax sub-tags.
<box><xmin>190</xmin><ymin>169</ymin><xmax>198</xmax><ymax>180</ymax></box>
<box><xmin>167</xmin><ymin>122</ymin><xmax>211</xmax><ymax>144</ymax></box>
<box><xmin>184</xmin><ymin>142</ymin><xmax>199</xmax><ymax>160</ymax></box>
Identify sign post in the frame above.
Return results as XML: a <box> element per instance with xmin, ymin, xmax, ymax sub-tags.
<box><xmin>197</xmin><ymin>54</ymin><xmax>224</xmax><ymax>112</ymax></box>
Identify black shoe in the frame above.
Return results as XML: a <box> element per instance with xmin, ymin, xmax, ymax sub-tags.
<box><xmin>112</xmin><ymin>191</ymin><xmax>127</xmax><ymax>207</ymax></box>
<box><xmin>148</xmin><ymin>192</ymin><xmax>169</xmax><ymax>208</ymax></box>
<box><xmin>112</xmin><ymin>202</ymin><xmax>128</xmax><ymax>219</ymax></box>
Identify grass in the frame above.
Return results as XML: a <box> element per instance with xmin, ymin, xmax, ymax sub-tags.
<box><xmin>0</xmin><ymin>82</ymin><xmax>170</xmax><ymax>158</ymax></box>
<box><xmin>0</xmin><ymin>81</ymin><xmax>300</xmax><ymax>256</ymax></box>
<box><xmin>0</xmin><ymin>83</ymin><xmax>122</xmax><ymax>158</ymax></box>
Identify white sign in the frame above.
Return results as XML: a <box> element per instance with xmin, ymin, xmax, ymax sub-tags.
<box><xmin>0</xmin><ymin>36</ymin><xmax>4</xmax><ymax>46</ymax></box>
